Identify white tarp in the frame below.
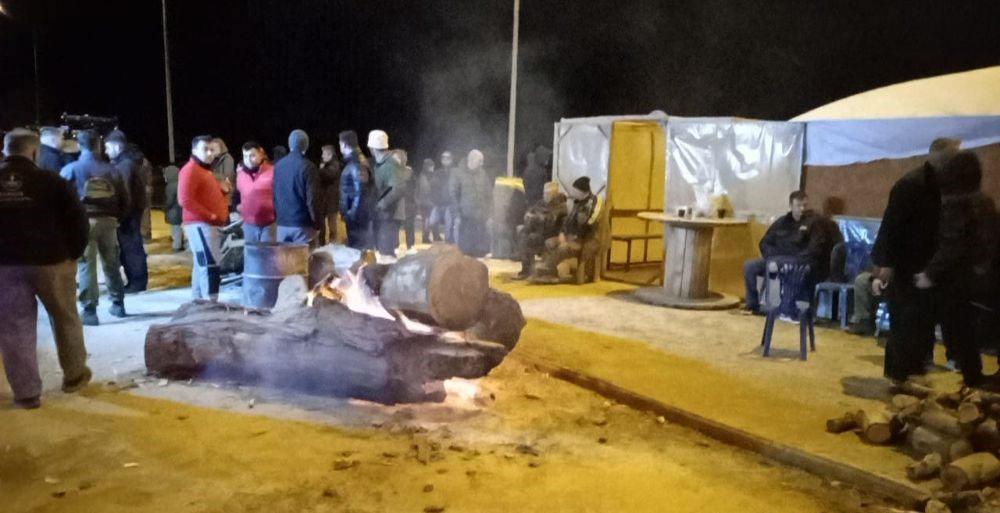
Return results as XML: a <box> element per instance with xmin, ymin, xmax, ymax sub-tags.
<box><xmin>666</xmin><ymin>117</ymin><xmax>804</xmax><ymax>219</ymax></box>
<box><xmin>552</xmin><ymin>121</ymin><xmax>611</xmax><ymax>197</ymax></box>
<box><xmin>803</xmin><ymin>115</ymin><xmax>1000</xmax><ymax>166</ymax></box>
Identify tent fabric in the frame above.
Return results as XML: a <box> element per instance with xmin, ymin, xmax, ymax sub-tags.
<box><xmin>552</xmin><ymin>122</ymin><xmax>611</xmax><ymax>198</ymax></box>
<box><xmin>666</xmin><ymin>117</ymin><xmax>804</xmax><ymax>219</ymax></box>
<box><xmin>793</xmin><ymin>66</ymin><xmax>1000</xmax><ymax>121</ymax></box>
<box><xmin>804</xmin><ymin>115</ymin><xmax>1000</xmax><ymax>166</ymax></box>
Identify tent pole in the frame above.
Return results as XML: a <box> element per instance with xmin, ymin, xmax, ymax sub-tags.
<box><xmin>505</xmin><ymin>0</ymin><xmax>520</xmax><ymax>177</ymax></box>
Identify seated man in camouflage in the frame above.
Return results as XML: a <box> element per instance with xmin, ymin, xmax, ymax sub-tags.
<box><xmin>516</xmin><ymin>181</ymin><xmax>567</xmax><ymax>279</ymax></box>
<box><xmin>531</xmin><ymin>177</ymin><xmax>602</xmax><ymax>284</ymax></box>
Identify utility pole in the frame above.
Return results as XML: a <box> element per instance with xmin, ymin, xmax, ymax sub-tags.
<box><xmin>505</xmin><ymin>0</ymin><xmax>521</xmax><ymax>177</ymax></box>
<box><xmin>32</xmin><ymin>28</ymin><xmax>40</xmax><ymax>124</ymax></box>
<box><xmin>161</xmin><ymin>0</ymin><xmax>176</xmax><ymax>162</ymax></box>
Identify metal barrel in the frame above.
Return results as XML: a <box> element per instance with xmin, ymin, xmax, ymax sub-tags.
<box><xmin>242</xmin><ymin>242</ymin><xmax>310</xmax><ymax>309</ymax></box>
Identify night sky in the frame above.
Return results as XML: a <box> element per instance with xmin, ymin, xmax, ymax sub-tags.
<box><xmin>1</xmin><ymin>0</ymin><xmax>998</xmax><ymax>166</ymax></box>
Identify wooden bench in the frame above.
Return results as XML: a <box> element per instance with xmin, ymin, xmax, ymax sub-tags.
<box><xmin>607</xmin><ymin>208</ymin><xmax>663</xmax><ymax>272</ymax></box>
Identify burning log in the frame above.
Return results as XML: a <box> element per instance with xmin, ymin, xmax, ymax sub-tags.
<box><xmin>145</xmin><ymin>246</ymin><xmax>525</xmax><ymax>404</ymax></box>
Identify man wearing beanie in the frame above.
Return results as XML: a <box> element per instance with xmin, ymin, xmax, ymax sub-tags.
<box><xmin>339</xmin><ymin>130</ymin><xmax>373</xmax><ymax>250</ymax></box>
<box><xmin>105</xmin><ymin>129</ymin><xmax>149</xmax><ymax>293</ymax></box>
<box><xmin>179</xmin><ymin>135</ymin><xmax>227</xmax><ymax>300</ymax></box>
<box><xmin>273</xmin><ymin>129</ymin><xmax>321</xmax><ymax>245</ymax></box>
<box><xmin>368</xmin><ymin>129</ymin><xmax>407</xmax><ymax>257</ymax></box>
<box><xmin>532</xmin><ymin>176</ymin><xmax>602</xmax><ymax>283</ymax></box>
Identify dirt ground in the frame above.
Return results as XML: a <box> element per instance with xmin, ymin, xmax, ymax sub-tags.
<box><xmin>0</xmin><ymin>358</ymin><xmax>879</xmax><ymax>513</ymax></box>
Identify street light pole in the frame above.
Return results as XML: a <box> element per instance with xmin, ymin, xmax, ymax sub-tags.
<box><xmin>505</xmin><ymin>0</ymin><xmax>521</xmax><ymax>177</ymax></box>
<box><xmin>32</xmin><ymin>28</ymin><xmax>40</xmax><ymax>124</ymax></box>
<box><xmin>161</xmin><ymin>0</ymin><xmax>176</xmax><ymax>163</ymax></box>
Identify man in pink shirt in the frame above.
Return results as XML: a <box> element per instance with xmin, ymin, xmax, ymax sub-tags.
<box><xmin>236</xmin><ymin>141</ymin><xmax>276</xmax><ymax>243</ymax></box>
<box><xmin>179</xmin><ymin>135</ymin><xmax>229</xmax><ymax>300</ymax></box>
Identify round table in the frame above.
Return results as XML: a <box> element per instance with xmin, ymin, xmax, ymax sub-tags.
<box><xmin>633</xmin><ymin>212</ymin><xmax>748</xmax><ymax>310</ymax></box>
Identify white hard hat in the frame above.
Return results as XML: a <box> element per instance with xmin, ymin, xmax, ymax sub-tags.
<box><xmin>367</xmin><ymin>130</ymin><xmax>389</xmax><ymax>150</ymax></box>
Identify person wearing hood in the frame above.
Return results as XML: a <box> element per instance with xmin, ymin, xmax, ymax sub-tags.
<box><xmin>369</xmin><ymin>130</ymin><xmax>408</xmax><ymax>257</ymax></box>
<box><xmin>339</xmin><ymin>130</ymin><xmax>373</xmax><ymax>250</ymax></box>
<box><xmin>38</xmin><ymin>126</ymin><xmax>66</xmax><ymax>174</ymax></box>
<box><xmin>522</xmin><ymin>145</ymin><xmax>552</xmax><ymax>206</ymax></box>
<box><xmin>210</xmin><ymin>138</ymin><xmax>236</xmax><ymax>212</ymax></box>
<box><xmin>0</xmin><ymin>129</ymin><xmax>92</xmax><ymax>409</ymax></box>
<box><xmin>392</xmin><ymin>149</ymin><xmax>418</xmax><ymax>252</ymax></box>
<box><xmin>532</xmin><ymin>176</ymin><xmax>602</xmax><ymax>283</ymax></box>
<box><xmin>179</xmin><ymin>135</ymin><xmax>228</xmax><ymax>300</ymax></box>
<box><xmin>449</xmin><ymin>149</ymin><xmax>493</xmax><ymax>257</ymax></box>
<box><xmin>236</xmin><ymin>141</ymin><xmax>276</xmax><ymax>243</ymax></box>
<box><xmin>273</xmin><ymin>129</ymin><xmax>321</xmax><ymax>245</ymax></box>
<box><xmin>874</xmin><ymin>138</ymin><xmax>960</xmax><ymax>385</ymax></box>
<box><xmin>162</xmin><ymin>162</ymin><xmax>184</xmax><ymax>252</ymax></box>
<box><xmin>913</xmin><ymin>151</ymin><xmax>998</xmax><ymax>387</ymax></box>
<box><xmin>61</xmin><ymin>129</ymin><xmax>130</xmax><ymax>325</ymax></box>
<box><xmin>517</xmin><ymin>181</ymin><xmax>568</xmax><ymax>279</ymax></box>
<box><xmin>105</xmin><ymin>130</ymin><xmax>148</xmax><ymax>293</ymax></box>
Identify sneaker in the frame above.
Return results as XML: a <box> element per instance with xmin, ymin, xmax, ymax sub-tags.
<box><xmin>81</xmin><ymin>309</ymin><xmax>99</xmax><ymax>326</ymax></box>
<box><xmin>778</xmin><ymin>314</ymin><xmax>800</xmax><ymax>325</ymax></box>
<box><xmin>13</xmin><ymin>396</ymin><xmax>41</xmax><ymax>409</ymax></box>
<box><xmin>109</xmin><ymin>303</ymin><xmax>127</xmax><ymax>318</ymax></box>
<box><xmin>62</xmin><ymin>366</ymin><xmax>92</xmax><ymax>393</ymax></box>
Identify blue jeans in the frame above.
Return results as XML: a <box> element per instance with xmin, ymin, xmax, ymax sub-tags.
<box><xmin>243</xmin><ymin>223</ymin><xmax>276</xmax><ymax>244</ymax></box>
<box><xmin>277</xmin><ymin>226</ymin><xmax>317</xmax><ymax>245</ymax></box>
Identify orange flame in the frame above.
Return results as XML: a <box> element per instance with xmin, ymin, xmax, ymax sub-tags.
<box><xmin>327</xmin><ymin>266</ymin><xmax>395</xmax><ymax>321</ymax></box>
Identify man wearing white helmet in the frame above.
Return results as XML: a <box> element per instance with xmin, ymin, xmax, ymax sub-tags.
<box><xmin>368</xmin><ymin>130</ymin><xmax>408</xmax><ymax>257</ymax></box>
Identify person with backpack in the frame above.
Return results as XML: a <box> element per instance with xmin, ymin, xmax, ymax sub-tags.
<box><xmin>0</xmin><ymin>128</ymin><xmax>93</xmax><ymax>408</ymax></box>
<box><xmin>60</xmin><ymin>129</ymin><xmax>129</xmax><ymax>326</ymax></box>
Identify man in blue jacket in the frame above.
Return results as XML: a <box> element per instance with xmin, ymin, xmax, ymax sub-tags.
<box><xmin>1</xmin><ymin>129</ymin><xmax>92</xmax><ymax>408</ymax></box>
<box><xmin>339</xmin><ymin>130</ymin><xmax>373</xmax><ymax>250</ymax></box>
<box><xmin>273</xmin><ymin>129</ymin><xmax>321</xmax><ymax>245</ymax></box>
<box><xmin>61</xmin><ymin>129</ymin><xmax>129</xmax><ymax>325</ymax></box>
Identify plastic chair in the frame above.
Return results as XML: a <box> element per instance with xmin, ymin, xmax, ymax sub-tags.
<box><xmin>760</xmin><ymin>260</ymin><xmax>816</xmax><ymax>361</ymax></box>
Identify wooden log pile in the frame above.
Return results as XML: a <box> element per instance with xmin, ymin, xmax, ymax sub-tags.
<box><xmin>827</xmin><ymin>387</ymin><xmax>1000</xmax><ymax>512</ymax></box>
<box><xmin>145</xmin><ymin>244</ymin><xmax>526</xmax><ymax>405</ymax></box>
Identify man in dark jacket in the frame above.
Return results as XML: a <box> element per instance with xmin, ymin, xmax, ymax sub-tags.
<box><xmin>438</xmin><ymin>151</ymin><xmax>458</xmax><ymax>243</ymax></box>
<box><xmin>0</xmin><ymin>128</ymin><xmax>92</xmax><ymax>408</ymax></box>
<box><xmin>105</xmin><ymin>130</ymin><xmax>148</xmax><ymax>293</ymax></box>
<box><xmin>38</xmin><ymin>126</ymin><xmax>66</xmax><ymax>174</ymax></box>
<box><xmin>318</xmin><ymin>144</ymin><xmax>342</xmax><ymax>245</ymax></box>
<box><xmin>532</xmin><ymin>177</ymin><xmax>602</xmax><ymax>282</ymax></box>
<box><xmin>162</xmin><ymin>163</ymin><xmax>184</xmax><ymax>251</ymax></box>
<box><xmin>339</xmin><ymin>130</ymin><xmax>373</xmax><ymax>250</ymax></box>
<box><xmin>449</xmin><ymin>149</ymin><xmax>494</xmax><ymax>257</ymax></box>
<box><xmin>273</xmin><ymin>129</ymin><xmax>321</xmax><ymax>245</ymax></box>
<box><xmin>914</xmin><ymin>151</ymin><xmax>996</xmax><ymax>387</ymax></box>
<box><xmin>61</xmin><ymin>129</ymin><xmax>129</xmax><ymax>325</ymax></box>
<box><xmin>874</xmin><ymin>138</ymin><xmax>960</xmax><ymax>384</ymax></box>
<box><xmin>368</xmin><ymin>130</ymin><xmax>407</xmax><ymax>257</ymax></box>
<box><xmin>741</xmin><ymin>191</ymin><xmax>830</xmax><ymax>315</ymax></box>
<box><xmin>522</xmin><ymin>145</ymin><xmax>552</xmax><ymax>206</ymax></box>
<box><xmin>517</xmin><ymin>181</ymin><xmax>568</xmax><ymax>279</ymax></box>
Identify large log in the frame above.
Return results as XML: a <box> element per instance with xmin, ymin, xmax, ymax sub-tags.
<box><xmin>375</xmin><ymin>244</ymin><xmax>490</xmax><ymax>330</ymax></box>
<box><xmin>144</xmin><ymin>299</ymin><xmax>509</xmax><ymax>404</ymax></box>
<box><xmin>857</xmin><ymin>410</ymin><xmax>901</xmax><ymax>445</ymax></box>
<box><xmin>466</xmin><ymin>289</ymin><xmax>526</xmax><ymax>351</ymax></box>
<box><xmin>307</xmin><ymin>244</ymin><xmax>364</xmax><ymax>287</ymax></box>
<box><xmin>941</xmin><ymin>452</ymin><xmax>1000</xmax><ymax>491</ymax></box>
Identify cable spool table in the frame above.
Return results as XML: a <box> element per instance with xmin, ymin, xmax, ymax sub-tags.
<box><xmin>633</xmin><ymin>212</ymin><xmax>748</xmax><ymax>310</ymax></box>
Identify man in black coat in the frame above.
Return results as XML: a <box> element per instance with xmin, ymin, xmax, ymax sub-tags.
<box><xmin>38</xmin><ymin>127</ymin><xmax>66</xmax><ymax>174</ymax></box>
<box><xmin>106</xmin><ymin>130</ymin><xmax>148</xmax><ymax>293</ymax></box>
<box><xmin>339</xmin><ymin>130</ymin><xmax>373</xmax><ymax>250</ymax></box>
<box><xmin>273</xmin><ymin>129</ymin><xmax>321</xmax><ymax>245</ymax></box>
<box><xmin>742</xmin><ymin>191</ymin><xmax>831</xmax><ymax>315</ymax></box>
<box><xmin>0</xmin><ymin>128</ymin><xmax>92</xmax><ymax>409</ymax></box>
<box><xmin>522</xmin><ymin>145</ymin><xmax>552</xmax><ymax>207</ymax></box>
<box><xmin>873</xmin><ymin>138</ymin><xmax>960</xmax><ymax>384</ymax></box>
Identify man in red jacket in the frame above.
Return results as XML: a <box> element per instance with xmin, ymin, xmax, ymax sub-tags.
<box><xmin>179</xmin><ymin>135</ymin><xmax>229</xmax><ymax>300</ymax></box>
<box><xmin>236</xmin><ymin>141</ymin><xmax>276</xmax><ymax>243</ymax></box>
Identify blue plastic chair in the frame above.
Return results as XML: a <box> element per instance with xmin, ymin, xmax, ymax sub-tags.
<box><xmin>760</xmin><ymin>260</ymin><xmax>816</xmax><ymax>360</ymax></box>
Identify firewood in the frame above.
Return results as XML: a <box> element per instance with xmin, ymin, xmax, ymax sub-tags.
<box><xmin>937</xmin><ymin>391</ymin><xmax>964</xmax><ymax>409</ymax></box>
<box><xmin>465</xmin><ymin>289</ymin><xmax>525</xmax><ymax>350</ymax></box>
<box><xmin>374</xmin><ymin>245</ymin><xmax>490</xmax><ymax>330</ymax></box>
<box><xmin>958</xmin><ymin>401</ymin><xmax>985</xmax><ymax>427</ymax></box>
<box><xmin>932</xmin><ymin>490</ymin><xmax>985</xmax><ymax>510</ymax></box>
<box><xmin>857</xmin><ymin>410</ymin><xmax>901</xmax><ymax>444</ymax></box>
<box><xmin>891</xmin><ymin>394</ymin><xmax>921</xmax><ymax>412</ymax></box>
<box><xmin>949</xmin><ymin>439</ymin><xmax>974</xmax><ymax>463</ymax></box>
<box><xmin>144</xmin><ymin>299</ymin><xmax>511</xmax><ymax>405</ymax></box>
<box><xmin>308</xmin><ymin>244</ymin><xmax>364</xmax><ymax>287</ymax></box>
<box><xmin>970</xmin><ymin>419</ymin><xmax>1000</xmax><ymax>453</ymax></box>
<box><xmin>826</xmin><ymin>411</ymin><xmax>861</xmax><ymax>434</ymax></box>
<box><xmin>906</xmin><ymin>453</ymin><xmax>942</xmax><ymax>481</ymax></box>
<box><xmin>919</xmin><ymin>409</ymin><xmax>965</xmax><ymax>438</ymax></box>
<box><xmin>940</xmin><ymin>452</ymin><xmax>1000</xmax><ymax>491</ymax></box>
<box><xmin>910</xmin><ymin>426</ymin><xmax>965</xmax><ymax>461</ymax></box>
<box><xmin>922</xmin><ymin>501</ymin><xmax>951</xmax><ymax>513</ymax></box>
<box><xmin>897</xmin><ymin>381</ymin><xmax>934</xmax><ymax>398</ymax></box>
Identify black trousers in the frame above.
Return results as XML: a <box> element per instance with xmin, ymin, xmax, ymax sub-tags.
<box><xmin>940</xmin><ymin>294</ymin><xmax>984</xmax><ymax>386</ymax></box>
<box><xmin>884</xmin><ymin>284</ymin><xmax>937</xmax><ymax>382</ymax></box>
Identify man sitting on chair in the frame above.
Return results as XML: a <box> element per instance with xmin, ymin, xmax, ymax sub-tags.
<box><xmin>516</xmin><ymin>181</ymin><xmax>568</xmax><ymax>279</ymax></box>
<box><xmin>530</xmin><ymin>177</ymin><xmax>602</xmax><ymax>284</ymax></box>
<box><xmin>742</xmin><ymin>191</ymin><xmax>830</xmax><ymax>316</ymax></box>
